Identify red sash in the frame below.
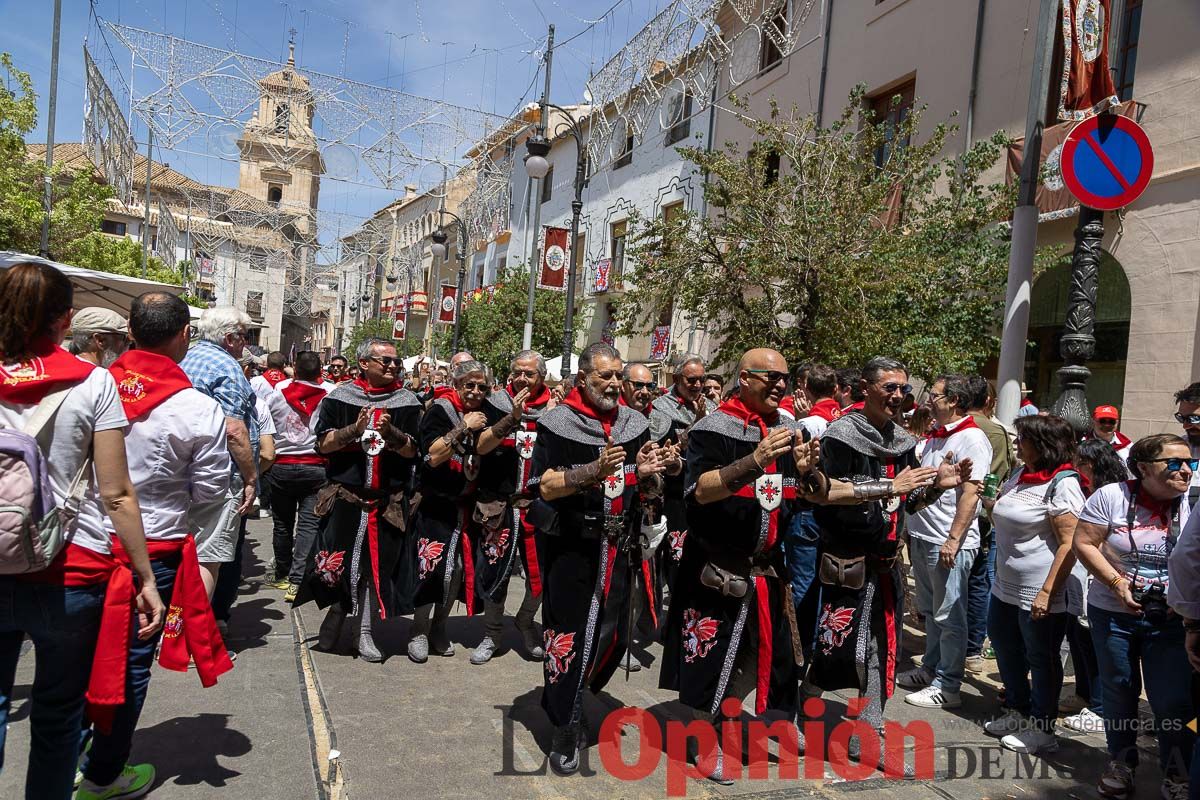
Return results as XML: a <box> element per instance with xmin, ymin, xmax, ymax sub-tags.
<box><xmin>1017</xmin><ymin>462</ymin><xmax>1076</xmax><ymax>484</ymax></box>
<box><xmin>281</xmin><ymin>380</ymin><xmax>327</xmax><ymax>418</ymax></box>
<box><xmin>262</xmin><ymin>369</ymin><xmax>287</xmax><ymax>387</ymax></box>
<box><xmin>929</xmin><ymin>415</ymin><xmax>980</xmax><ymax>440</ymax></box>
<box><xmin>114</xmin><ymin>536</ymin><xmax>234</xmax><ymax>687</ymax></box>
<box><xmin>109</xmin><ymin>350</ymin><xmax>192</xmax><ymax>422</ymax></box>
<box><xmin>354</xmin><ymin>375</ymin><xmax>402</xmax><ymax>395</ymax></box>
<box><xmin>808</xmin><ymin>398</ymin><xmax>843</xmax><ymax>423</ymax></box>
<box><xmin>0</xmin><ymin>339</ymin><xmax>95</xmax><ymax>404</ymax></box>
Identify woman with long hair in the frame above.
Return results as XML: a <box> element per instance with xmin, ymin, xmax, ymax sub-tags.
<box><xmin>0</xmin><ymin>262</ymin><xmax>164</xmax><ymax>799</ymax></box>
<box><xmin>1075</xmin><ymin>433</ymin><xmax>1196</xmax><ymax>799</ymax></box>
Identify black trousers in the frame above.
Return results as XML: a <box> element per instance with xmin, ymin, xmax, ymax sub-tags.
<box><xmin>265</xmin><ymin>463</ymin><xmax>327</xmax><ymax>582</ymax></box>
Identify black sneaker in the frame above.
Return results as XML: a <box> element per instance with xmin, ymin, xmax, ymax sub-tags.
<box><xmin>549</xmin><ymin>725</ymin><xmax>581</xmax><ymax>775</ymax></box>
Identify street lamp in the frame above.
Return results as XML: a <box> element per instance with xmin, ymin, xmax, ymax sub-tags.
<box><xmin>525</xmin><ymin>104</ymin><xmax>588</xmax><ymax>372</ymax></box>
<box><xmin>431</xmin><ymin>211</ymin><xmax>468</xmax><ymax>351</ymax></box>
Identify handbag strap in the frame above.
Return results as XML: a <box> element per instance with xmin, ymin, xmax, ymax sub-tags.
<box><xmin>19</xmin><ymin>385</ymin><xmax>74</xmax><ymax>437</ymax></box>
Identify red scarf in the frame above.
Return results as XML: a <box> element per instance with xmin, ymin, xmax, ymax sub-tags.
<box><xmin>561</xmin><ymin>387</ymin><xmax>618</xmax><ymax>437</ymax></box>
<box><xmin>511</xmin><ymin>381</ymin><xmax>551</xmax><ymax>409</ymax></box>
<box><xmin>1020</xmin><ymin>398</ymin><xmax>1033</xmax><ymax>408</ymax></box>
<box><xmin>930</xmin><ymin>414</ymin><xmax>980</xmax><ymax>440</ymax></box>
<box><xmin>109</xmin><ymin>350</ymin><xmax>192</xmax><ymax>422</ymax></box>
<box><xmin>1108</xmin><ymin>430</ymin><xmax>1132</xmax><ymax>450</ymax></box>
<box><xmin>1127</xmin><ymin>480</ymin><xmax>1179</xmax><ymax>526</ymax></box>
<box><xmin>779</xmin><ymin>395</ymin><xmax>796</xmax><ymax>415</ymax></box>
<box><xmin>808</xmin><ymin>398</ymin><xmax>843</xmax><ymax>423</ymax></box>
<box><xmin>441</xmin><ymin>386</ymin><xmax>466</xmax><ymax>414</ymax></box>
<box><xmin>353</xmin><ymin>375</ymin><xmax>401</xmax><ymax>395</ymax></box>
<box><xmin>432</xmin><ymin>384</ymin><xmax>456</xmax><ymax>401</ymax></box>
<box><xmin>114</xmin><ymin>536</ymin><xmax>233</xmax><ymax>688</ymax></box>
<box><xmin>717</xmin><ymin>394</ymin><xmax>778</xmax><ymax>436</ymax></box>
<box><xmin>0</xmin><ymin>338</ymin><xmax>96</xmax><ymax>405</ymax></box>
<box><xmin>1017</xmin><ymin>462</ymin><xmax>1076</xmax><ymax>484</ymax></box>
<box><xmin>262</xmin><ymin>368</ymin><xmax>287</xmax><ymax>387</ymax></box>
<box><xmin>281</xmin><ymin>380</ymin><xmax>327</xmax><ymax>418</ymax></box>
<box><xmin>844</xmin><ymin>401</ymin><xmax>866</xmax><ymax>413</ymax></box>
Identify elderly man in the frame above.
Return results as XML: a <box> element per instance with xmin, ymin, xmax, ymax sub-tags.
<box><xmin>651</xmin><ymin>354</ymin><xmax>717</xmax><ymax>600</ymax></box>
<box><xmin>181</xmin><ymin>307</ymin><xmax>259</xmax><ymax>600</ymax></box>
<box><xmin>77</xmin><ymin>293</ymin><xmax>233</xmax><ymax>800</ymax></box>
<box><xmin>530</xmin><ymin>342</ymin><xmax>668</xmax><ymax>774</ymax></box>
<box><xmin>469</xmin><ymin>350</ymin><xmax>557</xmax><ymax>664</ymax></box>
<box><xmin>68</xmin><ymin>307</ymin><xmax>129</xmax><ymax>367</ymax></box>
<box><xmin>620</xmin><ymin>362</ymin><xmax>656</xmax><ymax>416</ymax></box>
<box><xmin>1089</xmin><ymin>405</ymin><xmax>1133</xmax><ymax>460</ymax></box>
<box><xmin>298</xmin><ymin>338</ymin><xmax>420</xmax><ymax>662</ymax></box>
<box><xmin>1176</xmin><ymin>382</ymin><xmax>1200</xmax><ymax>509</ymax></box>
<box><xmin>899</xmin><ymin>374</ymin><xmax>991</xmax><ymax>710</ymax></box>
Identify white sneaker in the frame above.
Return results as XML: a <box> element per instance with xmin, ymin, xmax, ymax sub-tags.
<box><xmin>1001</xmin><ymin>727</ymin><xmax>1058</xmax><ymax>754</ymax></box>
<box><xmin>896</xmin><ymin>667</ymin><xmax>934</xmax><ymax>690</ymax></box>
<box><xmin>903</xmin><ymin>685</ymin><xmax>961</xmax><ymax>709</ymax></box>
<box><xmin>1062</xmin><ymin>707</ymin><xmax>1104</xmax><ymax>733</ymax></box>
<box><xmin>983</xmin><ymin>709</ymin><xmax>1028</xmax><ymax>737</ymax></box>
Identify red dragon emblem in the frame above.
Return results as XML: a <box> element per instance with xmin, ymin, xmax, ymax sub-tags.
<box><xmin>681</xmin><ymin>608</ymin><xmax>720</xmax><ymax>662</ymax></box>
<box><xmin>417</xmin><ymin>538</ymin><xmax>446</xmax><ymax>580</ymax></box>
<box><xmin>817</xmin><ymin>604</ymin><xmax>856</xmax><ymax>656</ymax></box>
<box><xmin>314</xmin><ymin>550</ymin><xmax>345</xmax><ymax>587</ymax></box>
<box><xmin>483</xmin><ymin>528</ymin><xmax>510</xmax><ymax>565</ymax></box>
<box><xmin>543</xmin><ymin>629</ymin><xmax>576</xmax><ymax>683</ymax></box>
<box><xmin>668</xmin><ymin>529</ymin><xmax>687</xmax><ymax>561</ymax></box>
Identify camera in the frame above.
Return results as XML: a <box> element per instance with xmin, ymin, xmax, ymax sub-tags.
<box><xmin>1132</xmin><ymin>583</ymin><xmax>1170</xmax><ymax>625</ymax></box>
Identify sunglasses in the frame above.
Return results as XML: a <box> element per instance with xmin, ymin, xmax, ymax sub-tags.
<box><xmin>1174</xmin><ymin>412</ymin><xmax>1200</xmax><ymax>425</ymax></box>
<box><xmin>511</xmin><ymin>369</ymin><xmax>540</xmax><ymax>379</ymax></box>
<box><xmin>745</xmin><ymin>369</ymin><xmax>788</xmax><ymax>385</ymax></box>
<box><xmin>883</xmin><ymin>382</ymin><xmax>914</xmax><ymax>396</ymax></box>
<box><xmin>1146</xmin><ymin>457</ymin><xmax>1199</xmax><ymax>472</ymax></box>
<box><xmin>367</xmin><ymin>356</ymin><xmax>400</xmax><ymax>368</ymax></box>
<box><xmin>681</xmin><ymin>375</ymin><xmax>705</xmax><ymax>384</ymax></box>
<box><xmin>1095</xmin><ymin>418</ymin><xmax>1118</xmax><ymax>424</ymax></box>
<box><xmin>459</xmin><ymin>381</ymin><xmax>488</xmax><ymax>391</ymax></box>
<box><xmin>626</xmin><ymin>380</ymin><xmax>656</xmax><ymax>391</ymax></box>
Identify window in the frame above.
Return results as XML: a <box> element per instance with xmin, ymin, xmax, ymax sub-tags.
<box><xmin>267</xmin><ymin>185</ymin><xmax>283</xmax><ymax>205</ymax></box>
<box><xmin>540</xmin><ymin>165</ymin><xmax>554</xmax><ymax>204</ymax></box>
<box><xmin>100</xmin><ymin>219</ymin><xmax>126</xmax><ymax>236</ymax></box>
<box><xmin>246</xmin><ymin>291</ymin><xmax>264</xmax><ymax>319</ymax></box>
<box><xmin>760</xmin><ymin>4</ymin><xmax>788</xmax><ymax>72</ymax></box>
<box><xmin>615</xmin><ymin>133</ymin><xmax>634</xmax><ymax>169</ymax></box>
<box><xmin>611</xmin><ymin>220</ymin><xmax>627</xmax><ymax>284</ymax></box>
<box><xmin>868</xmin><ymin>79</ymin><xmax>916</xmax><ymax>167</ymax></box>
<box><xmin>664</xmin><ymin>92</ymin><xmax>693</xmax><ymax>146</ymax></box>
<box><xmin>273</xmin><ymin>103</ymin><xmax>290</xmax><ymax>133</ymax></box>
<box><xmin>1114</xmin><ymin>0</ymin><xmax>1142</xmax><ymax>101</ymax></box>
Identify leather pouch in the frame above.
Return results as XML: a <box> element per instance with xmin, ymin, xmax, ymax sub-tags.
<box><xmin>699</xmin><ymin>561</ymin><xmax>750</xmax><ymax>598</ymax></box>
<box><xmin>819</xmin><ymin>552</ymin><xmax>866</xmax><ymax>590</ymax></box>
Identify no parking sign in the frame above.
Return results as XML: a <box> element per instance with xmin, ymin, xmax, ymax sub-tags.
<box><xmin>1061</xmin><ymin>113</ymin><xmax>1154</xmax><ymax>211</ymax></box>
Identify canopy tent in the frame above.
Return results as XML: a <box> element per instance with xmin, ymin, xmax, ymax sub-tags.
<box><xmin>0</xmin><ymin>251</ymin><xmax>195</xmax><ymax>318</ymax></box>
<box><xmin>545</xmin><ymin>354</ymin><xmax>579</xmax><ymax>382</ymax></box>
<box><xmin>403</xmin><ymin>354</ymin><xmax>449</xmax><ymax>371</ymax></box>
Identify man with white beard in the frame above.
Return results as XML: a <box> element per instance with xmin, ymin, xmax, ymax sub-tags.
<box><xmin>68</xmin><ymin>307</ymin><xmax>130</xmax><ymax>367</ymax></box>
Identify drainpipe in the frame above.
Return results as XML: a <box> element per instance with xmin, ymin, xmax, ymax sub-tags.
<box><xmin>814</xmin><ymin>0</ymin><xmax>834</xmax><ymax>129</ymax></box>
<box><xmin>964</xmin><ymin>0</ymin><xmax>987</xmax><ymax>150</ymax></box>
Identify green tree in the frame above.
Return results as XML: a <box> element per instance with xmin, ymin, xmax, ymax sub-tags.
<box><xmin>0</xmin><ymin>54</ymin><xmax>113</xmax><ymax>257</ymax></box>
<box><xmin>60</xmin><ymin>232</ymin><xmax>182</xmax><ymax>285</ymax></box>
<box><xmin>432</xmin><ymin>266</ymin><xmax>584</xmax><ymax>377</ymax></box>
<box><xmin>345</xmin><ymin>317</ymin><xmax>396</xmax><ymax>361</ymax></box>
<box><xmin>621</xmin><ymin>88</ymin><xmax>1023</xmax><ymax>378</ymax></box>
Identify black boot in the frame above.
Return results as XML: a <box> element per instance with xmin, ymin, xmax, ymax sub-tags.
<box><xmin>549</xmin><ymin>723</ymin><xmax>584</xmax><ymax>776</ymax></box>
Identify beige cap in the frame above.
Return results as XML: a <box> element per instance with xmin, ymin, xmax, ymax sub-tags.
<box><xmin>71</xmin><ymin>307</ymin><xmax>128</xmax><ymax>335</ymax></box>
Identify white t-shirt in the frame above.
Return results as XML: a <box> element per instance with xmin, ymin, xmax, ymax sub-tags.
<box><xmin>907</xmin><ymin>416</ymin><xmax>992</xmax><ymax>551</ymax></box>
<box><xmin>990</xmin><ymin>469</ymin><xmax>1086</xmax><ymax>612</ymax></box>
<box><xmin>255</xmin><ymin>395</ymin><xmax>276</xmax><ymax>437</ymax></box>
<box><xmin>267</xmin><ymin>378</ymin><xmax>333</xmax><ymax>457</ymax></box>
<box><xmin>1079</xmin><ymin>481</ymin><xmax>1191</xmax><ymax>614</ymax></box>
<box><xmin>799</xmin><ymin>414</ymin><xmax>829</xmax><ymax>439</ymax></box>
<box><xmin>1167</xmin><ymin>507</ymin><xmax>1200</xmax><ymax>619</ymax></box>
<box><xmin>0</xmin><ymin>366</ymin><xmax>128</xmax><ymax>555</ymax></box>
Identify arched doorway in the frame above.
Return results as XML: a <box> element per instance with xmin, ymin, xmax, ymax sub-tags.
<box><xmin>1025</xmin><ymin>251</ymin><xmax>1131</xmax><ymax>413</ymax></box>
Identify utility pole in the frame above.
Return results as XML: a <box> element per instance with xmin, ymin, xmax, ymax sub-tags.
<box><xmin>38</xmin><ymin>0</ymin><xmax>62</xmax><ymax>257</ymax></box>
<box><xmin>141</xmin><ymin>124</ymin><xmax>154</xmax><ymax>278</ymax></box>
<box><xmin>994</xmin><ymin>0</ymin><xmax>1058</xmax><ymax>425</ymax></box>
<box><xmin>522</xmin><ymin>24</ymin><xmax>554</xmax><ymax>351</ymax></box>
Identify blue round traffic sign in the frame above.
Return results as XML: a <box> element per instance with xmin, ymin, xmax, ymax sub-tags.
<box><xmin>1061</xmin><ymin>114</ymin><xmax>1154</xmax><ymax>211</ymax></box>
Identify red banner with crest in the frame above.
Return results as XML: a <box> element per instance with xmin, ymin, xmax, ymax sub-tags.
<box><xmin>538</xmin><ymin>226</ymin><xmax>569</xmax><ymax>291</ymax></box>
<box><xmin>437</xmin><ymin>285</ymin><xmax>457</xmax><ymax>325</ymax></box>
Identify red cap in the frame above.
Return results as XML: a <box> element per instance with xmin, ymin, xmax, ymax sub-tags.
<box><xmin>1093</xmin><ymin>405</ymin><xmax>1120</xmax><ymax>421</ymax></box>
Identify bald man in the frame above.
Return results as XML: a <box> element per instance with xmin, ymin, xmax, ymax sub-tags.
<box><xmin>619</xmin><ymin>362</ymin><xmax>655</xmax><ymax>416</ymax></box>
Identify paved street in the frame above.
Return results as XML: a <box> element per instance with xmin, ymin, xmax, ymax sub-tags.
<box><xmin>0</xmin><ymin>519</ymin><xmax>1172</xmax><ymax>798</ymax></box>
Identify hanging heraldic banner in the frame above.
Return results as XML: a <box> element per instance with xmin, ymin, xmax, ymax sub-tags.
<box><xmin>437</xmin><ymin>285</ymin><xmax>457</xmax><ymax>325</ymax></box>
<box><xmin>538</xmin><ymin>226</ymin><xmax>569</xmax><ymax>291</ymax></box>
<box><xmin>1057</xmin><ymin>0</ymin><xmax>1120</xmax><ymax>121</ymax></box>
<box><xmin>392</xmin><ymin>309</ymin><xmax>407</xmax><ymax>341</ymax></box>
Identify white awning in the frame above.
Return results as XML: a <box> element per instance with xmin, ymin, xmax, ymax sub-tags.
<box><xmin>0</xmin><ymin>251</ymin><xmax>189</xmax><ymax>316</ymax></box>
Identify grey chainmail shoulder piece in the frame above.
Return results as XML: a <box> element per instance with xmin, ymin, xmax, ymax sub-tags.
<box><xmin>326</xmin><ymin>381</ymin><xmax>422</xmax><ymax>409</ymax></box>
<box><xmin>820</xmin><ymin>410</ymin><xmax>917</xmax><ymax>460</ymax></box>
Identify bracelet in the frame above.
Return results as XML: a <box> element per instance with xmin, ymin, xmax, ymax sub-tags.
<box><xmin>852</xmin><ymin>479</ymin><xmax>895</xmax><ymax>501</ymax></box>
<box><xmin>1183</xmin><ymin>618</ymin><xmax>1200</xmax><ymax>633</ymax></box>
<box><xmin>1108</xmin><ymin>574</ymin><xmax>1127</xmax><ymax>590</ymax></box>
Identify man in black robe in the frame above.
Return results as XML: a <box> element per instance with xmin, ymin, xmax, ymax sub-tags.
<box><xmin>529</xmin><ymin>342</ymin><xmax>668</xmax><ymax>775</ymax></box>
<box><xmin>806</xmin><ymin>356</ymin><xmax>967</xmax><ymax>770</ymax></box>
<box><xmin>404</xmin><ymin>359</ymin><xmax>491</xmax><ymax>662</ymax></box>
<box><xmin>471</xmin><ymin>349</ymin><xmax>556</xmax><ymax>664</ymax></box>
<box><xmin>297</xmin><ymin>338</ymin><xmax>420</xmax><ymax>662</ymax></box>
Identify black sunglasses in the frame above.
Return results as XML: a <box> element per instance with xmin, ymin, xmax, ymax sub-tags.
<box><xmin>367</xmin><ymin>356</ymin><xmax>400</xmax><ymax>368</ymax></box>
<box><xmin>626</xmin><ymin>380</ymin><xmax>656</xmax><ymax>391</ymax></box>
<box><xmin>881</xmin><ymin>382</ymin><xmax>913</xmax><ymax>396</ymax></box>
<box><xmin>459</xmin><ymin>381</ymin><xmax>488</xmax><ymax>391</ymax></box>
<box><xmin>1175</xmin><ymin>412</ymin><xmax>1200</xmax><ymax>425</ymax></box>
<box><xmin>745</xmin><ymin>369</ymin><xmax>788</xmax><ymax>385</ymax></box>
<box><xmin>1146</xmin><ymin>457</ymin><xmax>1199</xmax><ymax>472</ymax></box>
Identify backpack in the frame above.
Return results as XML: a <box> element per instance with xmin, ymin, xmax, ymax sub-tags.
<box><xmin>0</xmin><ymin>387</ymin><xmax>92</xmax><ymax>574</ymax></box>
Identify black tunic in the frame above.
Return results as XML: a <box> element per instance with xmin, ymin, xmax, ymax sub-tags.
<box><xmin>649</xmin><ymin>391</ymin><xmax>716</xmax><ymax>583</ymax></box>
<box><xmin>296</xmin><ymin>382</ymin><xmax>421</xmax><ymax>618</ymax></box>
<box><xmin>658</xmin><ymin>404</ymin><xmax>801</xmax><ymax>715</ymax></box>
<box><xmin>530</xmin><ymin>395</ymin><xmax>649</xmax><ymax>728</ymax></box>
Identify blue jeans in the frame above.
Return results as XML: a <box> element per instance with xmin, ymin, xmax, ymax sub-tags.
<box><xmin>82</xmin><ymin>556</ymin><xmax>179</xmax><ymax>786</ymax></box>
<box><xmin>0</xmin><ymin>580</ymin><xmax>105</xmax><ymax>800</ymax></box>
<box><xmin>966</xmin><ymin>526</ymin><xmax>994</xmax><ymax>657</ymax></box>
<box><xmin>1089</xmin><ymin>604</ymin><xmax>1195</xmax><ymax>777</ymax></box>
<box><xmin>783</xmin><ymin>509</ymin><xmax>821</xmax><ymax>662</ymax></box>
<box><xmin>987</xmin><ymin>597</ymin><xmax>1067</xmax><ymax>727</ymax></box>
<box><xmin>911</xmin><ymin>537</ymin><xmax>976</xmax><ymax>694</ymax></box>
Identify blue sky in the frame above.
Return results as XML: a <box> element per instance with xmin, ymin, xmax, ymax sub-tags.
<box><xmin>0</xmin><ymin>0</ymin><xmax>666</xmax><ymax>230</ymax></box>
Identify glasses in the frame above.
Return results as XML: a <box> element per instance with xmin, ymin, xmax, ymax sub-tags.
<box><xmin>745</xmin><ymin>369</ymin><xmax>788</xmax><ymax>385</ymax></box>
<box><xmin>459</xmin><ymin>381</ymin><xmax>488</xmax><ymax>391</ymax></box>
<box><xmin>328</xmin><ymin>364</ymin><xmax>345</xmax><ymax>371</ymax></box>
<box><xmin>1175</xmin><ymin>412</ymin><xmax>1200</xmax><ymax>425</ymax></box>
<box><xmin>681</xmin><ymin>375</ymin><xmax>705</xmax><ymax>384</ymax></box>
<box><xmin>1095</xmin><ymin>418</ymin><xmax>1118</xmax><ymax>424</ymax></box>
<box><xmin>511</xmin><ymin>369</ymin><xmax>540</xmax><ymax>379</ymax></box>
<box><xmin>881</xmin><ymin>382</ymin><xmax>913</xmax><ymax>396</ymax></box>
<box><xmin>626</xmin><ymin>380</ymin><xmax>656</xmax><ymax>391</ymax></box>
<box><xmin>1147</xmin><ymin>457</ymin><xmax>1199</xmax><ymax>472</ymax></box>
<box><xmin>367</xmin><ymin>356</ymin><xmax>400</xmax><ymax>368</ymax></box>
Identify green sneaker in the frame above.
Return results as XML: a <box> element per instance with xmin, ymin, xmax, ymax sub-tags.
<box><xmin>76</xmin><ymin>763</ymin><xmax>155</xmax><ymax>799</ymax></box>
